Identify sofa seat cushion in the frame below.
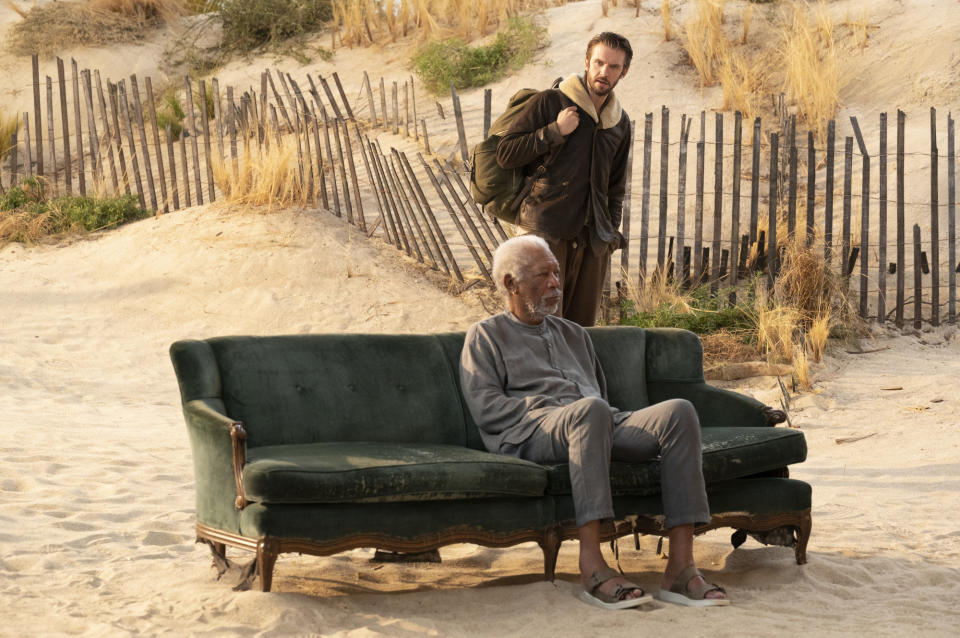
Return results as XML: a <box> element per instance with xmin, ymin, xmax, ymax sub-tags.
<box><xmin>545</xmin><ymin>426</ymin><xmax>807</xmax><ymax>496</ymax></box>
<box><xmin>242</xmin><ymin>442</ymin><xmax>548</xmax><ymax>504</ymax></box>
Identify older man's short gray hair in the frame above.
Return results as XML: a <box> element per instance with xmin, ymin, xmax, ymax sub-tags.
<box><xmin>492</xmin><ymin>235</ymin><xmax>554</xmax><ymax>299</ymax></box>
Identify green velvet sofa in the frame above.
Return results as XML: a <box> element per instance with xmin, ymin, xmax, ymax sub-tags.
<box><xmin>170</xmin><ymin>327</ymin><xmax>811</xmax><ymax>592</ymax></box>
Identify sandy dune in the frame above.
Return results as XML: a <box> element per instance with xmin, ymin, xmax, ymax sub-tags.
<box><xmin>2</xmin><ymin>1</ymin><xmax>960</xmax><ymax>636</ymax></box>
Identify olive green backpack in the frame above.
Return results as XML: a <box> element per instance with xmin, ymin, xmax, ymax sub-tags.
<box><xmin>469</xmin><ymin>81</ymin><xmax>561</xmax><ymax>224</ymax></box>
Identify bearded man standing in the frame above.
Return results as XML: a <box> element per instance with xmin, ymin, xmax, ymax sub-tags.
<box><xmin>496</xmin><ymin>32</ymin><xmax>633</xmax><ymax>327</ymax></box>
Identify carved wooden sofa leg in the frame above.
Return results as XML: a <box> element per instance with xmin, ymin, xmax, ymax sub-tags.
<box><xmin>197</xmin><ymin>537</ymin><xmax>232</xmax><ymax>578</ymax></box>
<box><xmin>256</xmin><ymin>538</ymin><xmax>280</xmax><ymax>592</ymax></box>
<box><xmin>795</xmin><ymin>510</ymin><xmax>812</xmax><ymax>565</ymax></box>
<box><xmin>539</xmin><ymin>525</ymin><xmax>561</xmax><ymax>581</ymax></box>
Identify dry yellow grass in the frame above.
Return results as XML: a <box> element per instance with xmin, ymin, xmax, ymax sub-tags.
<box><xmin>740</xmin><ymin>4</ymin><xmax>753</xmax><ymax>44</ymax></box>
<box><xmin>89</xmin><ymin>0</ymin><xmax>188</xmax><ymax>22</ymax></box>
<box><xmin>718</xmin><ymin>50</ymin><xmax>763</xmax><ymax>120</ymax></box>
<box><xmin>683</xmin><ymin>0</ymin><xmax>728</xmax><ymax>86</ymax></box>
<box><xmin>780</xmin><ymin>0</ymin><xmax>839</xmax><ymax>142</ymax></box>
<box><xmin>0</xmin><ymin>109</ymin><xmax>18</xmax><ymax>164</ymax></box>
<box><xmin>333</xmin><ymin>0</ymin><xmax>562</xmax><ymax>47</ymax></box>
<box><xmin>792</xmin><ymin>342</ymin><xmax>812</xmax><ymax>390</ymax></box>
<box><xmin>807</xmin><ymin>312</ymin><xmax>831</xmax><ymax>362</ymax></box>
<box><xmin>621</xmin><ymin>266</ymin><xmax>693</xmax><ymax>315</ymax></box>
<box><xmin>212</xmin><ymin>137</ymin><xmax>311</xmax><ymax>210</ymax></box>
<box><xmin>661</xmin><ymin>0</ymin><xmax>672</xmax><ymax>42</ymax></box>
<box><xmin>843</xmin><ymin>8</ymin><xmax>871</xmax><ymax>48</ymax></box>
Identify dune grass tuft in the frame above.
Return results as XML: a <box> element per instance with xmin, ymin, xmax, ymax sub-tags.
<box><xmin>212</xmin><ymin>137</ymin><xmax>312</xmax><ymax>210</ymax></box>
<box><xmin>683</xmin><ymin>0</ymin><xmax>728</xmax><ymax>87</ymax></box>
<box><xmin>780</xmin><ymin>0</ymin><xmax>839</xmax><ymax>142</ymax></box>
<box><xmin>661</xmin><ymin>0</ymin><xmax>672</xmax><ymax>42</ymax></box>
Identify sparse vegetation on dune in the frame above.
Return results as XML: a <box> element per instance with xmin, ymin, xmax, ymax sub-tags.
<box><xmin>413</xmin><ymin>16</ymin><xmax>547</xmax><ymax>93</ymax></box>
<box><xmin>617</xmin><ymin>236</ymin><xmax>859</xmax><ymax>384</ymax></box>
<box><xmin>0</xmin><ymin>177</ymin><xmax>148</xmax><ymax>244</ymax></box>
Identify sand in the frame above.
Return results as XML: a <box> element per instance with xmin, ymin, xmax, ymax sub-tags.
<box><xmin>2</xmin><ymin>1</ymin><xmax>960</xmax><ymax>636</ymax></box>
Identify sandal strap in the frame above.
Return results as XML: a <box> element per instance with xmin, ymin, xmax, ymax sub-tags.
<box><xmin>668</xmin><ymin>565</ymin><xmax>703</xmax><ymax>594</ymax></box>
<box><xmin>586</xmin><ymin>567</ymin><xmax>621</xmax><ymax>594</ymax></box>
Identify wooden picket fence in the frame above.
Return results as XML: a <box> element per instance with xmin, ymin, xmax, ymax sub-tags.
<box><xmin>2</xmin><ymin>54</ymin><xmax>958</xmax><ymax>329</ymax></box>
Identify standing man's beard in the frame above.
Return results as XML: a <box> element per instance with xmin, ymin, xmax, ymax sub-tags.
<box><xmin>588</xmin><ymin>72</ymin><xmax>616</xmax><ymax>97</ymax></box>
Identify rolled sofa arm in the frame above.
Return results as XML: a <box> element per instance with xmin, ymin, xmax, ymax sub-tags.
<box><xmin>643</xmin><ymin>328</ymin><xmax>782</xmax><ymax>428</ymax></box>
<box><xmin>183</xmin><ymin>399</ymin><xmax>249</xmax><ymax>509</ymax></box>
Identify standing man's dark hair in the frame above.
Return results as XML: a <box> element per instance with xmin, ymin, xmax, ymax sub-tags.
<box><xmin>586</xmin><ymin>32</ymin><xmax>633</xmax><ymax>72</ymax></box>
<box><xmin>496</xmin><ymin>32</ymin><xmax>633</xmax><ymax>327</ymax></box>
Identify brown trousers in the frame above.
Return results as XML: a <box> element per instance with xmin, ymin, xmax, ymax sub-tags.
<box><xmin>544</xmin><ymin>234</ymin><xmax>610</xmax><ymax>327</ymax></box>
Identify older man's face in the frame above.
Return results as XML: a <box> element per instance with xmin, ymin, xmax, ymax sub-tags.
<box><xmin>508</xmin><ymin>246</ymin><xmax>561</xmax><ymax>324</ymax></box>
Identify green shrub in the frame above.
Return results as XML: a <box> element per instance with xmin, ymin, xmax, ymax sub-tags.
<box><xmin>413</xmin><ymin>17</ymin><xmax>548</xmax><ymax>94</ymax></box>
<box><xmin>214</xmin><ymin>0</ymin><xmax>333</xmax><ymax>54</ymax></box>
<box><xmin>0</xmin><ymin>177</ymin><xmax>148</xmax><ymax>243</ymax></box>
<box><xmin>619</xmin><ymin>283</ymin><xmax>756</xmax><ymax>337</ymax></box>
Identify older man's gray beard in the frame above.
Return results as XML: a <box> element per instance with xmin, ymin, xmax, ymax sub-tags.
<box><xmin>524</xmin><ymin>293</ymin><xmax>562</xmax><ymax>321</ymax></box>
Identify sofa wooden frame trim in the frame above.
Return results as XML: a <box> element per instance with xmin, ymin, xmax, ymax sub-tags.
<box><xmin>196</xmin><ymin>506</ymin><xmax>810</xmax><ymax>592</ymax></box>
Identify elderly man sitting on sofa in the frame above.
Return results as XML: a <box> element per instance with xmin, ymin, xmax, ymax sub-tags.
<box><xmin>459</xmin><ymin>235</ymin><xmax>729</xmax><ymax>609</ymax></box>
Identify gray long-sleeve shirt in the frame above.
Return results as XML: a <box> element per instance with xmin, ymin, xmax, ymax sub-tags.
<box><xmin>460</xmin><ymin>312</ymin><xmax>619</xmax><ymax>452</ymax></box>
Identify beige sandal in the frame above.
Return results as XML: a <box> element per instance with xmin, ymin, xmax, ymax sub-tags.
<box><xmin>579</xmin><ymin>567</ymin><xmax>653</xmax><ymax>610</ymax></box>
<box><xmin>657</xmin><ymin>566</ymin><xmax>730</xmax><ymax>607</ymax></box>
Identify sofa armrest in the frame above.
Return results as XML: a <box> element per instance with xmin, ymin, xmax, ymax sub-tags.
<box><xmin>643</xmin><ymin>328</ymin><xmax>784</xmax><ymax>428</ymax></box>
<box><xmin>182</xmin><ymin>398</ymin><xmax>250</xmax><ymax>521</ymax></box>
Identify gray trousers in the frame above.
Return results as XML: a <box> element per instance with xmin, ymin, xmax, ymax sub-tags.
<box><xmin>504</xmin><ymin>397</ymin><xmax>710</xmax><ymax>528</ymax></box>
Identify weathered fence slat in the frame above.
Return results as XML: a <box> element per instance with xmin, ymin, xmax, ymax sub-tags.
<box><xmin>948</xmin><ymin>113</ymin><xmax>956</xmax><ymax>324</ymax></box>
<box><xmin>331</xmin><ymin>72</ymin><xmax>354</xmax><ymax>121</ymax></box>
<box><xmin>749</xmin><ymin>117</ymin><xmax>760</xmax><ymax>244</ymax></box>
<box><xmin>45</xmin><ymin>76</ymin><xmax>58</xmax><ymax>191</ymax></box>
<box><xmin>179</xmin><ymin>115</ymin><xmax>191</xmax><ymax>207</ymax></box>
<box><xmin>395</xmin><ymin>149</ymin><xmax>445</xmax><ymax>271</ymax></box>
<box><xmin>433</xmin><ymin>158</ymin><xmax>492</xmax><ymax>264</ymax></box>
<box><xmin>95</xmin><ymin>71</ymin><xmax>118</xmax><ymax>193</ymax></box>
<box><xmin>729</xmin><ymin>111</ymin><xmax>742</xmax><ymax>300</ymax></box>
<box><xmin>319</xmin><ymin>75</ymin><xmax>344</xmax><ymax>122</ymax></box>
<box><xmin>445</xmin><ymin>162</ymin><xmax>499</xmax><ymax>248</ymax></box>
<box><xmin>392</xmin><ymin>81</ymin><xmax>399</xmax><ymax>134</ymax></box>
<box><xmin>710</xmin><ymin>112</ymin><xmax>723</xmax><ymax>294</ymax></box>
<box><xmin>787</xmin><ymin>125</ymin><xmax>797</xmax><ymax>238</ymax></box>
<box><xmin>851</xmin><ymin>116</ymin><xmax>870</xmax><ymax>318</ymax></box>
<box><xmin>399</xmin><ymin>151</ymin><xmax>462</xmax><ymax>280</ymax></box>
<box><xmin>825</xmin><ymin>120</ymin><xmax>835</xmax><ymax>261</ymax></box>
<box><xmin>657</xmin><ymin>106</ymin><xmax>670</xmax><ymax>272</ymax></box>
<box><xmin>914</xmin><ymin>224</ymin><xmax>922</xmax><ymax>328</ymax></box>
<box><xmin>369</xmin><ymin>140</ymin><xmax>403</xmax><ymax>248</ymax></box>
<box><xmin>930</xmin><ymin>107</ymin><xmax>940</xmax><ymax>326</ymax></box>
<box><xmin>379</xmin><ymin>78</ymin><xmax>388</xmax><ymax>130</ymax></box>
<box><xmin>130</xmin><ymin>75</ymin><xmax>157</xmax><ymax>210</ymax></box>
<box><xmin>333</xmin><ymin>118</ymin><xmax>354</xmax><ymax>224</ymax></box>
<box><xmin>82</xmin><ymin>70</ymin><xmax>101</xmax><ymax>185</ymax></box>
<box><xmin>638</xmin><ymin>112</ymin><xmax>652</xmax><ymax>282</ymax></box>
<box><xmin>620</xmin><ymin>119</ymin><xmax>636</xmax><ymax>277</ymax></box>
<box><xmin>483</xmin><ymin>89</ymin><xmax>492</xmax><ymax>139</ymax></box>
<box><xmin>693</xmin><ymin>112</ymin><xmax>705</xmax><ymax>284</ymax></box>
<box><xmin>57</xmin><ymin>58</ymin><xmax>72</xmax><ymax>194</ymax></box>
<box><xmin>806</xmin><ymin>130</ymin><xmax>815</xmax><ymax>244</ymax></box>
<box><xmin>842</xmin><ymin>136</ymin><xmax>853</xmax><ymax>276</ymax></box>
<box><xmin>342</xmin><ymin>119</ymin><xmax>366</xmax><ymax>231</ymax></box>
<box><xmin>184</xmin><ymin>77</ymin><xmax>203</xmax><ymax>205</ymax></box>
<box><xmin>32</xmin><ymin>54</ymin><xmax>43</xmax><ymax>177</ymax></box>
<box><xmin>165</xmin><ymin>124</ymin><xmax>179</xmax><ymax>210</ymax></box>
<box><xmin>71</xmin><ymin>59</ymin><xmax>85</xmax><ymax>196</ymax></box>
<box><xmin>23</xmin><ymin>113</ymin><xmax>32</xmax><ymax>178</ymax></box>
<box><xmin>878</xmin><ymin>113</ymin><xmax>888</xmax><ymax>321</ymax></box>
<box><xmin>118</xmin><ymin>81</ymin><xmax>145</xmax><ymax>209</ymax></box>
<box><xmin>320</xmin><ymin>107</ymin><xmax>341</xmax><ymax>216</ymax></box>
<box><xmin>107</xmin><ymin>82</ymin><xmax>129</xmax><ymax>195</ymax></box>
<box><xmin>385</xmin><ymin>154</ymin><xmax>425</xmax><ymax>262</ymax></box>
<box><xmin>410</xmin><ymin>75</ymin><xmax>418</xmax><ymax>141</ymax></box>
<box><xmin>419</xmin><ymin>153</ymin><xmax>490</xmax><ymax>282</ymax></box>
<box><xmin>266</xmin><ymin>69</ymin><xmax>293</xmax><ymax>131</ymax></box>
<box><xmin>451</xmin><ymin>83</ymin><xmax>469</xmax><ymax>164</ymax></box>
<box><xmin>768</xmin><ymin>132</ymin><xmax>779</xmax><ymax>285</ymax></box>
<box><xmin>199</xmin><ymin>80</ymin><xmax>216</xmax><ymax>202</ymax></box>
<box><xmin>675</xmin><ymin>114</ymin><xmax>690</xmax><ymax>284</ymax></box>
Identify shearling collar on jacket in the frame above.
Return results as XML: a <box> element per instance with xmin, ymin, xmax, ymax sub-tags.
<box><xmin>558</xmin><ymin>73</ymin><xmax>623</xmax><ymax>130</ymax></box>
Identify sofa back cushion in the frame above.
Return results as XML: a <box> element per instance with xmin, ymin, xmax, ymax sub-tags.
<box><xmin>586</xmin><ymin>327</ymin><xmax>651</xmax><ymax>411</ymax></box>
<box><xmin>205</xmin><ymin>335</ymin><xmax>468</xmax><ymax>448</ymax></box>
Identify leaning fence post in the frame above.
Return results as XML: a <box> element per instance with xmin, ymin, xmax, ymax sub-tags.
<box><xmin>433</xmin><ymin>158</ymin><xmax>492</xmax><ymax>264</ymax></box>
<box><xmin>410</xmin><ymin>75</ymin><xmax>418</xmax><ymax>141</ymax></box>
<box><xmin>342</xmin><ymin>119</ymin><xmax>365</xmax><ymax>230</ymax></box>
<box><xmin>399</xmin><ymin>151</ymin><xmax>462</xmax><ymax>281</ymax></box>
<box><xmin>57</xmin><ymin>58</ymin><xmax>73</xmax><ymax>194</ymax></box>
<box><xmin>184</xmin><ymin>77</ymin><xmax>203</xmax><ymax>205</ymax></box>
<box><xmin>694</xmin><ymin>112</ymin><xmax>705</xmax><ymax>284</ymax></box>
<box><xmin>107</xmin><ymin>81</ymin><xmax>130</xmax><ymax>194</ymax></box>
<box><xmin>320</xmin><ymin>106</ymin><xmax>341</xmax><ymax>216</ymax></box>
<box><xmin>118</xmin><ymin>81</ymin><xmax>146</xmax><ymax>209</ymax></box>
<box><xmin>22</xmin><ymin>113</ymin><xmax>31</xmax><ymax>178</ymax></box>
<box><xmin>749</xmin><ymin>117</ymin><xmax>760</xmax><ymax>245</ymax></box>
<box><xmin>82</xmin><ymin>70</ymin><xmax>101</xmax><ymax>185</ymax></box>
<box><xmin>842</xmin><ymin>136</ymin><xmax>853</xmax><ymax>276</ymax></box>
<box><xmin>130</xmin><ymin>75</ymin><xmax>158</xmax><ymax>211</ymax></box>
<box><xmin>95</xmin><ymin>71</ymin><xmax>118</xmax><ymax>194</ymax></box>
<box><xmin>331</xmin><ymin>72</ymin><xmax>354</xmax><ymax>121</ymax></box>
<box><xmin>165</xmin><ymin>124</ymin><xmax>179</xmax><ymax>210</ymax></box>
<box><xmin>930</xmin><ymin>107</ymin><xmax>940</xmax><ymax>326</ymax></box>
<box><xmin>198</xmin><ymin>80</ymin><xmax>216</xmax><ymax>202</ymax></box>
<box><xmin>483</xmin><ymin>89</ymin><xmax>492</xmax><ymax>139</ymax></box>
<box><xmin>806</xmin><ymin>131</ymin><xmax>815</xmax><ymax>245</ymax></box>
<box><xmin>451</xmin><ymin>82</ymin><xmax>469</xmax><ymax>164</ymax></box>
<box><xmin>45</xmin><ymin>76</ymin><xmax>59</xmax><ymax>192</ymax></box>
<box><xmin>620</xmin><ymin>119</ymin><xmax>636</xmax><ymax>279</ymax></box>
<box><xmin>71</xmin><ymin>59</ymin><xmax>86</xmax><ymax>196</ymax></box>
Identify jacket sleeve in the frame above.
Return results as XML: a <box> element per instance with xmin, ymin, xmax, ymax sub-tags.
<box><xmin>496</xmin><ymin>91</ymin><xmax>566</xmax><ymax>169</ymax></box>
<box><xmin>607</xmin><ymin>117</ymin><xmax>632</xmax><ymax>229</ymax></box>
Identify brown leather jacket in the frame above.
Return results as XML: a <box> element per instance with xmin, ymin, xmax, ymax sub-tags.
<box><xmin>496</xmin><ymin>74</ymin><xmax>631</xmax><ymax>246</ymax></box>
